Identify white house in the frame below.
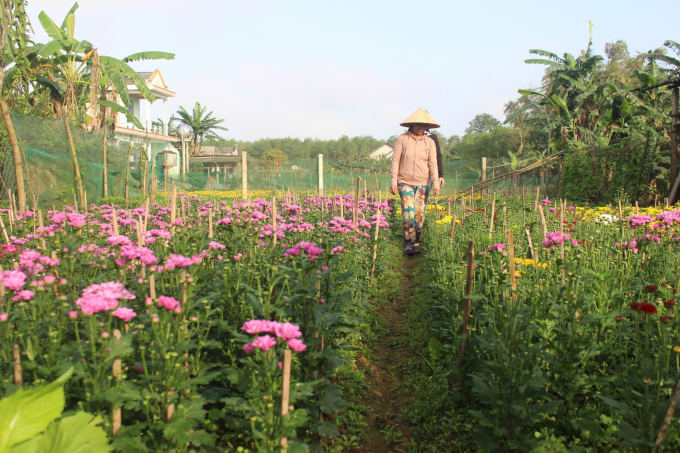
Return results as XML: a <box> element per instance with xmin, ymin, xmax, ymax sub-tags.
<box><xmin>368</xmin><ymin>142</ymin><xmax>395</xmax><ymax>160</ymax></box>
<box><xmin>112</xmin><ymin>69</ymin><xmax>180</xmax><ymax>176</ymax></box>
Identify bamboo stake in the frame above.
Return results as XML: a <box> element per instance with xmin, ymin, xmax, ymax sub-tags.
<box><xmin>450</xmin><ymin>216</ymin><xmax>457</xmax><ymax>242</ymax></box>
<box><xmin>0</xmin><ymin>215</ymin><xmax>9</xmax><ymax>244</ymax></box>
<box><xmin>144</xmin><ymin>198</ymin><xmax>150</xmax><ymax>232</ymax></box>
<box><xmin>64</xmin><ymin>117</ymin><xmax>85</xmax><ymax>203</ymax></box>
<box><xmin>507</xmin><ymin>231</ymin><xmax>517</xmax><ymax>302</ymax></box>
<box><xmin>488</xmin><ymin>195</ymin><xmax>496</xmax><ymax>238</ymax></box>
<box><xmin>37</xmin><ymin>210</ymin><xmax>46</xmax><ymax>250</ymax></box>
<box><xmin>459</xmin><ymin>239</ymin><xmax>475</xmax><ymax>363</ymax></box>
<box><xmin>166</xmin><ymin>389</ymin><xmax>174</xmax><ymax>422</ymax></box>
<box><xmin>280</xmin><ymin>349</ymin><xmax>292</xmax><ymax>449</ymax></box>
<box><xmin>112</xmin><ymin>329</ymin><xmax>122</xmax><ymax>435</ymax></box>
<box><xmin>112</xmin><ymin>208</ymin><xmax>119</xmax><ymax>235</ymax></box>
<box><xmin>525</xmin><ymin>229</ymin><xmax>536</xmax><ymax>262</ymax></box>
<box><xmin>272</xmin><ymin>196</ymin><xmax>278</xmax><ymax>248</ymax></box>
<box><xmin>354</xmin><ymin>176</ymin><xmax>361</xmax><ymax>227</ymax></box>
<box><xmin>371</xmin><ymin>208</ymin><xmax>381</xmax><ymax>277</ymax></box>
<box><xmin>208</xmin><ymin>208</ymin><xmax>213</xmax><ymax>238</ymax></box>
<box><xmin>653</xmin><ymin>373</ymin><xmax>680</xmax><ymax>452</ymax></box>
<box><xmin>149</xmin><ymin>272</ymin><xmax>156</xmax><ymax>299</ymax></box>
<box><xmin>13</xmin><ymin>344</ymin><xmax>22</xmax><ymax>386</ymax></box>
<box><xmin>502</xmin><ymin>202</ymin><xmax>507</xmax><ymax>233</ymax></box>
<box><xmin>560</xmin><ymin>200</ymin><xmax>565</xmax><ymax>286</ymax></box>
<box><xmin>170</xmin><ymin>184</ymin><xmax>177</xmax><ymax>234</ymax></box>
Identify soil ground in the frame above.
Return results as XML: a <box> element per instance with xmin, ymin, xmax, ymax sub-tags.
<box><xmin>352</xmin><ymin>256</ymin><xmax>417</xmax><ymax>452</ymax></box>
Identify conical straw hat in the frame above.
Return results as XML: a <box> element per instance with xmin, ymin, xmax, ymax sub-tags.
<box><xmin>400</xmin><ymin>107</ymin><xmax>440</xmax><ymax>129</ymax></box>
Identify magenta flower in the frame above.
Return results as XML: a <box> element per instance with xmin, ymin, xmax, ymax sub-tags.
<box><xmin>158</xmin><ymin>295</ymin><xmax>181</xmax><ymax>312</ymax></box>
<box><xmin>242</xmin><ymin>319</ymin><xmax>276</xmax><ymax>334</ymax></box>
<box><xmin>487</xmin><ymin>244</ymin><xmax>506</xmax><ymax>253</ymax></box>
<box><xmin>274</xmin><ymin>322</ymin><xmax>302</xmax><ymax>340</ymax></box>
<box><xmin>0</xmin><ymin>313</ymin><xmax>7</xmax><ymax>322</ymax></box>
<box><xmin>567</xmin><ymin>206</ymin><xmax>576</xmax><ymax>211</ymax></box>
<box><xmin>106</xmin><ymin>235</ymin><xmax>134</xmax><ymax>246</ymax></box>
<box><xmin>50</xmin><ymin>212</ymin><xmax>67</xmax><ymax>223</ymax></box>
<box><xmin>243</xmin><ymin>343</ymin><xmax>255</xmax><ymax>354</ymax></box>
<box><xmin>208</xmin><ymin>241</ymin><xmax>226</xmax><ymax>250</ymax></box>
<box><xmin>68</xmin><ymin>310</ymin><xmax>78</xmax><ymax>319</ymax></box>
<box><xmin>112</xmin><ymin>307</ymin><xmax>137</xmax><ymax>322</ymax></box>
<box><xmin>12</xmin><ymin>290</ymin><xmax>34</xmax><ymax>301</ymax></box>
<box><xmin>165</xmin><ymin>254</ymin><xmax>194</xmax><ymax>270</ymax></box>
<box><xmin>0</xmin><ymin>269</ymin><xmax>27</xmax><ymax>291</ymax></box>
<box><xmin>629</xmin><ymin>215</ymin><xmax>654</xmax><ymax>227</ymax></box>
<box><xmin>541</xmin><ymin>199</ymin><xmax>551</xmax><ymax>206</ymax></box>
<box><xmin>543</xmin><ymin>232</ymin><xmax>572</xmax><ymax>248</ymax></box>
<box><xmin>252</xmin><ymin>335</ymin><xmax>278</xmax><ymax>351</ymax></box>
<box><xmin>101</xmin><ymin>331</ymin><xmax>110</xmax><ymax>338</ymax></box>
<box><xmin>287</xmin><ymin>338</ymin><xmax>307</xmax><ymax>352</ymax></box>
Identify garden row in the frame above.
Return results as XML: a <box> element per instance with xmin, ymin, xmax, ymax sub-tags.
<box><xmin>0</xmin><ymin>189</ymin><xmax>392</xmax><ymax>453</ymax></box>
<box><xmin>407</xmin><ymin>194</ymin><xmax>680</xmax><ymax>451</ymax></box>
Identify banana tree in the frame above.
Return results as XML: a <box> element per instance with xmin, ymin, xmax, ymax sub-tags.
<box><xmin>32</xmin><ymin>2</ymin><xmax>174</xmax><ymax>129</ymax></box>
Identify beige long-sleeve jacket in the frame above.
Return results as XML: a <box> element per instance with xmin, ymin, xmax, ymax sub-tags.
<box><xmin>390</xmin><ymin>133</ymin><xmax>439</xmax><ymax>189</ymax></box>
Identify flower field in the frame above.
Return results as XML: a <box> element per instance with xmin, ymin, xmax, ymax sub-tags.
<box><xmin>0</xmin><ymin>191</ymin><xmax>392</xmax><ymax>452</ymax></box>
<box><xmin>409</xmin><ymin>194</ymin><xmax>680</xmax><ymax>451</ymax></box>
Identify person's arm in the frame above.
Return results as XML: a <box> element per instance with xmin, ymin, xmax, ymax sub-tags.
<box><xmin>431</xmin><ymin>134</ymin><xmax>443</xmax><ymax>179</ymax></box>
<box><xmin>390</xmin><ymin>136</ymin><xmax>404</xmax><ymax>192</ymax></box>
<box><xmin>427</xmin><ymin>137</ymin><xmax>440</xmax><ymax>190</ymax></box>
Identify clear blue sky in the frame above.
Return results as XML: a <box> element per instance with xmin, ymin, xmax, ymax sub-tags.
<box><xmin>27</xmin><ymin>0</ymin><xmax>676</xmax><ymax>142</ymax></box>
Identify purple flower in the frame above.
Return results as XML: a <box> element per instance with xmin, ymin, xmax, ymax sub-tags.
<box><xmin>487</xmin><ymin>243</ymin><xmax>506</xmax><ymax>253</ymax></box>
<box><xmin>0</xmin><ymin>269</ymin><xmax>27</xmax><ymax>291</ymax></box>
<box><xmin>274</xmin><ymin>322</ymin><xmax>302</xmax><ymax>340</ymax></box>
<box><xmin>208</xmin><ymin>241</ymin><xmax>226</xmax><ymax>250</ymax></box>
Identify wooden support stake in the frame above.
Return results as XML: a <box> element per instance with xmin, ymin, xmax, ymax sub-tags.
<box><xmin>459</xmin><ymin>239</ymin><xmax>475</xmax><ymax>363</ymax></box>
<box><xmin>170</xmin><ymin>184</ymin><xmax>177</xmax><ymax>234</ymax></box>
<box><xmin>354</xmin><ymin>176</ymin><xmax>361</xmax><ymax>227</ymax></box>
<box><xmin>37</xmin><ymin>210</ymin><xmax>46</xmax><ymax>250</ymax></box>
<box><xmin>0</xmin><ymin>215</ymin><xmax>10</xmax><ymax>244</ymax></box>
<box><xmin>371</xmin><ymin>208</ymin><xmax>381</xmax><ymax>277</ymax></box>
<box><xmin>653</xmin><ymin>372</ymin><xmax>680</xmax><ymax>452</ymax></box>
<box><xmin>525</xmin><ymin>229</ymin><xmax>536</xmax><ymax>262</ymax></box>
<box><xmin>208</xmin><ymin>208</ymin><xmax>213</xmax><ymax>238</ymax></box>
<box><xmin>149</xmin><ymin>272</ymin><xmax>156</xmax><ymax>299</ymax></box>
<box><xmin>64</xmin><ymin>117</ymin><xmax>85</xmax><ymax>203</ymax></box>
<box><xmin>488</xmin><ymin>195</ymin><xmax>496</xmax><ymax>238</ymax></box>
<box><xmin>112</xmin><ymin>208</ymin><xmax>119</xmax><ymax>235</ymax></box>
<box><xmin>13</xmin><ymin>344</ymin><xmax>22</xmax><ymax>386</ymax></box>
<box><xmin>280</xmin><ymin>349</ymin><xmax>292</xmax><ymax>449</ymax></box>
<box><xmin>112</xmin><ymin>329</ymin><xmax>122</xmax><ymax>435</ymax></box>
<box><xmin>507</xmin><ymin>231</ymin><xmax>517</xmax><ymax>302</ymax></box>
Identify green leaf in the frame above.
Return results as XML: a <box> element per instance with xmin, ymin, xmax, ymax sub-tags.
<box><xmin>98</xmin><ymin>100</ymin><xmax>145</xmax><ymax>130</ymax></box>
<box><xmin>428</xmin><ymin>338</ymin><xmax>443</xmax><ymax>360</ymax></box>
<box><xmin>59</xmin><ymin>3</ymin><xmax>80</xmax><ymax>30</ymax></box>
<box><xmin>13</xmin><ymin>412</ymin><xmax>112</xmax><ymax>453</ymax></box>
<box><xmin>34</xmin><ymin>76</ymin><xmax>64</xmax><ymax>94</ymax></box>
<box><xmin>99</xmin><ymin>56</ymin><xmax>156</xmax><ymax>103</ymax></box>
<box><xmin>122</xmin><ymin>52</ymin><xmax>175</xmax><ymax>63</ymax></box>
<box><xmin>64</xmin><ymin>14</ymin><xmax>75</xmax><ymax>43</ymax></box>
<box><xmin>37</xmin><ymin>11</ymin><xmax>64</xmax><ymax>42</ymax></box>
<box><xmin>0</xmin><ymin>368</ymin><xmax>73</xmax><ymax>453</ymax></box>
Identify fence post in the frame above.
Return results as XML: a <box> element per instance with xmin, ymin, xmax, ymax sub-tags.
<box><xmin>481</xmin><ymin>157</ymin><xmax>487</xmax><ymax>196</ymax></box>
<box><xmin>242</xmin><ymin>151</ymin><xmax>248</xmax><ymax>199</ymax></box>
<box><xmin>318</xmin><ymin>154</ymin><xmax>324</xmax><ymax>196</ymax></box>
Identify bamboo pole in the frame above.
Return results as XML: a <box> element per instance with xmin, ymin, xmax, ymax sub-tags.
<box><xmin>37</xmin><ymin>210</ymin><xmax>46</xmax><ymax>250</ymax></box>
<box><xmin>124</xmin><ymin>142</ymin><xmax>133</xmax><ymax>202</ymax></box>
<box><xmin>208</xmin><ymin>208</ymin><xmax>213</xmax><ymax>238</ymax></box>
<box><xmin>371</xmin><ymin>207</ymin><xmax>381</xmax><ymax>277</ymax></box>
<box><xmin>525</xmin><ymin>229</ymin><xmax>536</xmax><ymax>262</ymax></box>
<box><xmin>13</xmin><ymin>344</ymin><xmax>22</xmax><ymax>386</ymax></box>
<box><xmin>354</xmin><ymin>176</ymin><xmax>361</xmax><ymax>227</ymax></box>
<box><xmin>0</xmin><ymin>98</ymin><xmax>26</xmax><ymax>209</ymax></box>
<box><xmin>507</xmin><ymin>231</ymin><xmax>517</xmax><ymax>302</ymax></box>
<box><xmin>280</xmin><ymin>349</ymin><xmax>292</xmax><ymax>449</ymax></box>
<box><xmin>488</xmin><ymin>195</ymin><xmax>496</xmax><ymax>238</ymax></box>
<box><xmin>103</xmin><ymin>106</ymin><xmax>108</xmax><ymax>197</ymax></box>
<box><xmin>112</xmin><ymin>208</ymin><xmax>119</xmax><ymax>235</ymax></box>
<box><xmin>653</xmin><ymin>373</ymin><xmax>680</xmax><ymax>453</ymax></box>
<box><xmin>0</xmin><ymin>214</ymin><xmax>9</xmax><ymax>243</ymax></box>
<box><xmin>459</xmin><ymin>239</ymin><xmax>475</xmax><ymax>363</ymax></box>
<box><xmin>64</xmin><ymin>117</ymin><xmax>85</xmax><ymax>203</ymax></box>
<box><xmin>112</xmin><ymin>329</ymin><xmax>122</xmax><ymax>435</ymax></box>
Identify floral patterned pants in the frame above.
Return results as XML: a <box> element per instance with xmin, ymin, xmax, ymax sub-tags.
<box><xmin>398</xmin><ymin>183</ymin><xmax>429</xmax><ymax>244</ymax></box>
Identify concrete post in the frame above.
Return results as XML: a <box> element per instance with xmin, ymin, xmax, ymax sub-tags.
<box><xmin>318</xmin><ymin>154</ymin><xmax>324</xmax><ymax>196</ymax></box>
<box><xmin>242</xmin><ymin>151</ymin><xmax>248</xmax><ymax>199</ymax></box>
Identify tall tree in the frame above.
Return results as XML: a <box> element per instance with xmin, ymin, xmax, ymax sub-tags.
<box><xmin>465</xmin><ymin>113</ymin><xmax>501</xmax><ymax>134</ymax></box>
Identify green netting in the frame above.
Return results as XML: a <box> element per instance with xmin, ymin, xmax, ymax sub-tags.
<box><xmin>2</xmin><ymin>110</ymin><xmax>559</xmax><ymax>204</ymax></box>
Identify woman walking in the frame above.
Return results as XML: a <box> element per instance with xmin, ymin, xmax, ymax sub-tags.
<box><xmin>390</xmin><ymin>108</ymin><xmax>440</xmax><ymax>255</ymax></box>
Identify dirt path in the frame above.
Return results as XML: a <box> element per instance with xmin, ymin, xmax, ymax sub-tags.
<box><xmin>353</xmin><ymin>256</ymin><xmax>417</xmax><ymax>452</ymax></box>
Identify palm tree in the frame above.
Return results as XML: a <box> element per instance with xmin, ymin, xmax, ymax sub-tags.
<box><xmin>169</xmin><ymin>102</ymin><xmax>228</xmax><ymax>155</ymax></box>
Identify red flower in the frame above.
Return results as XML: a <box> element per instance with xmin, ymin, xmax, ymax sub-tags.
<box><xmin>630</xmin><ymin>302</ymin><xmax>641</xmax><ymax>310</ymax></box>
<box><xmin>646</xmin><ymin>285</ymin><xmax>658</xmax><ymax>292</ymax></box>
<box><xmin>661</xmin><ymin>317</ymin><xmax>670</xmax><ymax>323</ymax></box>
<box><xmin>664</xmin><ymin>300</ymin><xmax>676</xmax><ymax>308</ymax></box>
<box><xmin>638</xmin><ymin>302</ymin><xmax>658</xmax><ymax>315</ymax></box>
